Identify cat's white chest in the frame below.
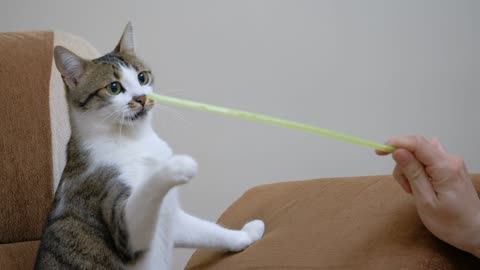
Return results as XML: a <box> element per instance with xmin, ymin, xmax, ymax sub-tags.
<box><xmin>87</xmin><ymin>132</ymin><xmax>173</xmax><ymax>188</ymax></box>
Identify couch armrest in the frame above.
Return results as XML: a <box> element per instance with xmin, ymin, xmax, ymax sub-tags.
<box><xmin>186</xmin><ymin>175</ymin><xmax>480</xmax><ymax>270</ymax></box>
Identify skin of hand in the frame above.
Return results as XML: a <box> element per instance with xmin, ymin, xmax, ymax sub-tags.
<box><xmin>376</xmin><ymin>135</ymin><xmax>480</xmax><ymax>257</ymax></box>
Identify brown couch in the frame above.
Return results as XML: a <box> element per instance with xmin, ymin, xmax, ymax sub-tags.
<box><xmin>185</xmin><ymin>176</ymin><xmax>480</xmax><ymax>269</ymax></box>
<box><xmin>1</xmin><ymin>31</ymin><xmax>479</xmax><ymax>270</ymax></box>
<box><xmin>0</xmin><ymin>31</ymin><xmax>99</xmax><ymax>270</ymax></box>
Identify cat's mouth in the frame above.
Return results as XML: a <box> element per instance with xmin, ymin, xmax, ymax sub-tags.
<box><xmin>126</xmin><ymin>108</ymin><xmax>149</xmax><ymax>121</ymax></box>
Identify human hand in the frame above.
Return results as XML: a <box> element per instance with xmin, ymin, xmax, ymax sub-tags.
<box><xmin>376</xmin><ymin>135</ymin><xmax>480</xmax><ymax>257</ymax></box>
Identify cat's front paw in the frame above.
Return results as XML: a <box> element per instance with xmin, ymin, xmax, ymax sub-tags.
<box><xmin>229</xmin><ymin>220</ymin><xmax>265</xmax><ymax>252</ymax></box>
<box><xmin>162</xmin><ymin>155</ymin><xmax>197</xmax><ymax>185</ymax></box>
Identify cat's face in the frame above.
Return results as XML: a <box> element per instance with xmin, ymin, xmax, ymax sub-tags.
<box><xmin>54</xmin><ymin>23</ymin><xmax>154</xmax><ymax>126</ymax></box>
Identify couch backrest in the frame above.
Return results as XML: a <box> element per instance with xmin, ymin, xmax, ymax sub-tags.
<box><xmin>0</xmin><ymin>31</ymin><xmax>99</xmax><ymax>244</ymax></box>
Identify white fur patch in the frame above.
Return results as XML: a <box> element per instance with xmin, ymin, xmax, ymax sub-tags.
<box><xmin>119</xmin><ymin>65</ymin><xmax>152</xmax><ymax>98</ymax></box>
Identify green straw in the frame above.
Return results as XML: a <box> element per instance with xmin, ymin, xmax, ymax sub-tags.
<box><xmin>148</xmin><ymin>93</ymin><xmax>394</xmax><ymax>153</ymax></box>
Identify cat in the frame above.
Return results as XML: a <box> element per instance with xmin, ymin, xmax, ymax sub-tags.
<box><xmin>34</xmin><ymin>22</ymin><xmax>265</xmax><ymax>270</ymax></box>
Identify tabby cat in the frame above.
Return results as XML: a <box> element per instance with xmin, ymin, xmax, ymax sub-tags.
<box><xmin>34</xmin><ymin>23</ymin><xmax>264</xmax><ymax>270</ymax></box>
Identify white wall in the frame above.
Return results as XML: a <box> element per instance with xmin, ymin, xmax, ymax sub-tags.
<box><xmin>2</xmin><ymin>1</ymin><xmax>479</xmax><ymax>269</ymax></box>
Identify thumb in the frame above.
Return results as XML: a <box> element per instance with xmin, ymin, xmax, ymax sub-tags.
<box><xmin>393</xmin><ymin>149</ymin><xmax>436</xmax><ymax>204</ymax></box>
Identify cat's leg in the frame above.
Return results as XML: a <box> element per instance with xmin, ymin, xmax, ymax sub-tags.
<box><xmin>114</xmin><ymin>155</ymin><xmax>197</xmax><ymax>255</ymax></box>
<box><xmin>174</xmin><ymin>210</ymin><xmax>264</xmax><ymax>252</ymax></box>
<box><xmin>128</xmin><ymin>222</ymin><xmax>174</xmax><ymax>270</ymax></box>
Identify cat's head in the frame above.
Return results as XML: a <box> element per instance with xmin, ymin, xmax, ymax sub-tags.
<box><xmin>54</xmin><ymin>22</ymin><xmax>155</xmax><ymax>127</ymax></box>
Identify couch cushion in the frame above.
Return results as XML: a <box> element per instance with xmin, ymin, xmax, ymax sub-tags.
<box><xmin>0</xmin><ymin>241</ymin><xmax>40</xmax><ymax>270</ymax></box>
<box><xmin>186</xmin><ymin>175</ymin><xmax>480</xmax><ymax>270</ymax></box>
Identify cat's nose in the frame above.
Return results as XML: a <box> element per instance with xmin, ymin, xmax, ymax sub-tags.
<box><xmin>133</xmin><ymin>95</ymin><xmax>146</xmax><ymax>106</ymax></box>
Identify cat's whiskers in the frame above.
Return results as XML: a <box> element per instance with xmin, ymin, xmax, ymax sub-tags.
<box><xmin>99</xmin><ymin>109</ymin><xmax>121</xmax><ymax>125</ymax></box>
<box><xmin>118</xmin><ymin>110</ymin><xmax>125</xmax><ymax>139</ymax></box>
<box><xmin>153</xmin><ymin>103</ymin><xmax>192</xmax><ymax>129</ymax></box>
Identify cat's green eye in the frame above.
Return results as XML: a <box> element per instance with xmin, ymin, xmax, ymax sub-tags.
<box><xmin>106</xmin><ymin>82</ymin><xmax>123</xmax><ymax>95</ymax></box>
<box><xmin>138</xmin><ymin>71</ymin><xmax>150</xmax><ymax>85</ymax></box>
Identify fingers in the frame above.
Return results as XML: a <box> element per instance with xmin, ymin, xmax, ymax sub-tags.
<box><xmin>375</xmin><ymin>136</ymin><xmax>444</xmax><ymax>156</ymax></box>
<box><xmin>387</xmin><ymin>135</ymin><xmax>446</xmax><ymax>166</ymax></box>
<box><xmin>426</xmin><ymin>154</ymin><xmax>468</xmax><ymax>186</ymax></box>
<box><xmin>375</xmin><ymin>149</ymin><xmax>390</xmax><ymax>156</ymax></box>
<box><xmin>376</xmin><ymin>135</ymin><xmax>445</xmax><ymax>199</ymax></box>
<box><xmin>393</xmin><ymin>165</ymin><xmax>412</xmax><ymax>194</ymax></box>
<box><xmin>430</xmin><ymin>137</ymin><xmax>446</xmax><ymax>154</ymax></box>
<box><xmin>392</xmin><ymin>149</ymin><xmax>436</xmax><ymax>204</ymax></box>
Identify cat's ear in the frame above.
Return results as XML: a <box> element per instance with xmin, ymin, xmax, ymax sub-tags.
<box><xmin>114</xmin><ymin>22</ymin><xmax>135</xmax><ymax>54</ymax></box>
<box><xmin>54</xmin><ymin>46</ymin><xmax>88</xmax><ymax>89</ymax></box>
